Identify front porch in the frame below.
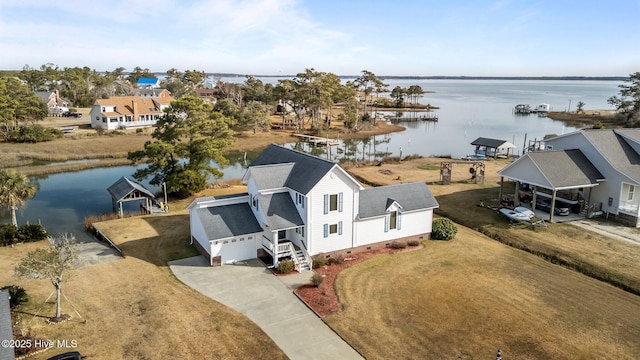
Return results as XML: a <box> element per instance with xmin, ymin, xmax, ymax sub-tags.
<box><xmin>260</xmin><ymin>230</ymin><xmax>311</xmax><ymax>271</ymax></box>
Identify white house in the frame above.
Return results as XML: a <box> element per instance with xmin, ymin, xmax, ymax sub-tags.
<box><xmin>90</xmin><ymin>95</ymin><xmax>174</xmax><ymax>130</ymax></box>
<box><xmin>187</xmin><ymin>144</ymin><xmax>439</xmax><ymax>268</ymax></box>
<box><xmin>498</xmin><ymin>129</ymin><xmax>640</xmax><ymax>227</ymax></box>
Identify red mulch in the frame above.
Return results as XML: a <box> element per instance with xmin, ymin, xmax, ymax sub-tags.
<box><xmin>294</xmin><ymin>244</ymin><xmax>423</xmax><ymax>318</ymax></box>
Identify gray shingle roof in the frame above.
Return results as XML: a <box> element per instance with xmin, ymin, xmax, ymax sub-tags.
<box><xmin>196</xmin><ymin>203</ymin><xmax>263</xmax><ymax>240</ymax></box>
<box><xmin>471</xmin><ymin>137</ymin><xmax>513</xmax><ymax>149</ymax></box>
<box><xmin>359</xmin><ymin>182</ymin><xmax>439</xmax><ymax>218</ymax></box>
<box><xmin>107</xmin><ymin>177</ymin><xmax>155</xmax><ymax>201</ymax></box>
<box><xmin>582</xmin><ymin>129</ymin><xmax>640</xmax><ymax>183</ymax></box>
<box><xmin>500</xmin><ymin>149</ymin><xmax>604</xmax><ymax>189</ymax></box>
<box><xmin>250</xmin><ymin>144</ymin><xmax>336</xmax><ymax>194</ymax></box>
<box><xmin>249</xmin><ymin>163</ymin><xmax>295</xmax><ymax>190</ymax></box>
<box><xmin>258</xmin><ymin>192</ymin><xmax>304</xmax><ymax>230</ymax></box>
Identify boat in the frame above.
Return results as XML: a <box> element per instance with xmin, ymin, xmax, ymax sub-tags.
<box><xmin>513</xmin><ymin>104</ymin><xmax>532</xmax><ymax>114</ymax></box>
<box><xmin>500</xmin><ymin>206</ymin><xmax>536</xmax><ymax>223</ymax></box>
<box><xmin>535</xmin><ymin>103</ymin><xmax>551</xmax><ymax>113</ymax></box>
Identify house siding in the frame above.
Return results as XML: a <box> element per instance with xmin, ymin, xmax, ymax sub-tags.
<box><xmin>307</xmin><ymin>167</ymin><xmax>357</xmax><ymax>255</ymax></box>
<box><xmin>356</xmin><ymin>210</ymin><xmax>433</xmax><ymax>246</ymax></box>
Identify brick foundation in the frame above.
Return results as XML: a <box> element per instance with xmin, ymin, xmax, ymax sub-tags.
<box><xmin>316</xmin><ymin>233</ymin><xmax>431</xmax><ymax>260</ymax></box>
<box><xmin>191</xmin><ymin>236</ymin><xmax>214</xmax><ymax>266</ymax></box>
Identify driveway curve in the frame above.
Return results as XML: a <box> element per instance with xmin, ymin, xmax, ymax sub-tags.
<box><xmin>169</xmin><ymin>256</ymin><xmax>362</xmax><ymax>360</ymax></box>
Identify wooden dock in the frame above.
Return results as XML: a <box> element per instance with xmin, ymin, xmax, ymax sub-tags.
<box><xmin>293</xmin><ymin>134</ymin><xmax>340</xmax><ymax>146</ymax></box>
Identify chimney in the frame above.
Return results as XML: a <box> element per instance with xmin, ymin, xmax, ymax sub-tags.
<box><xmin>132</xmin><ymin>99</ymin><xmax>138</xmax><ymax>121</ymax></box>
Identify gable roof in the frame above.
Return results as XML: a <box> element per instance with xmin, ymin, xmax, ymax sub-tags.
<box><xmin>258</xmin><ymin>192</ymin><xmax>304</xmax><ymax>230</ymax></box>
<box><xmin>250</xmin><ymin>144</ymin><xmax>338</xmax><ymax>194</ymax></box>
<box><xmin>580</xmin><ymin>129</ymin><xmax>640</xmax><ymax>183</ymax></box>
<box><xmin>498</xmin><ymin>149</ymin><xmax>604</xmax><ymax>189</ymax></box>
<box><xmin>359</xmin><ymin>182</ymin><xmax>439</xmax><ymax>218</ymax></box>
<box><xmin>107</xmin><ymin>177</ymin><xmax>155</xmax><ymax>201</ymax></box>
<box><xmin>247</xmin><ymin>163</ymin><xmax>295</xmax><ymax>191</ymax></box>
<box><xmin>196</xmin><ymin>203</ymin><xmax>263</xmax><ymax>240</ymax></box>
<box><xmin>471</xmin><ymin>137</ymin><xmax>515</xmax><ymax>149</ymax></box>
<box><xmin>95</xmin><ymin>96</ymin><xmax>173</xmax><ymax>116</ymax></box>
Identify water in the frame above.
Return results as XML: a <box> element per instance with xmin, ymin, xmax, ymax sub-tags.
<box><xmin>2</xmin><ymin>79</ymin><xmax>623</xmax><ymax>238</ymax></box>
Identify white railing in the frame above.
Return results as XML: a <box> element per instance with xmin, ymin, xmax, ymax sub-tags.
<box><xmin>619</xmin><ymin>201</ymin><xmax>639</xmax><ymax>215</ymax></box>
<box><xmin>277</xmin><ymin>242</ymin><xmax>294</xmax><ymax>256</ymax></box>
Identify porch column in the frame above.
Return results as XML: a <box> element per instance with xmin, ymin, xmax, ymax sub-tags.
<box><xmin>498</xmin><ymin>177</ymin><xmax>504</xmax><ymax>206</ymax></box>
<box><xmin>531</xmin><ymin>186</ymin><xmax>537</xmax><ymax>211</ymax></box>
<box><xmin>272</xmin><ymin>230</ymin><xmax>279</xmax><ymax>267</ymax></box>
<box><xmin>550</xmin><ymin>190</ymin><xmax>557</xmax><ymax>223</ymax></box>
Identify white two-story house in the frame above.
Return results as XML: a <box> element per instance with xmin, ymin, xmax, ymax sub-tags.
<box><xmin>188</xmin><ymin>144</ymin><xmax>439</xmax><ymax>268</ymax></box>
<box><xmin>90</xmin><ymin>95</ymin><xmax>174</xmax><ymax>130</ymax></box>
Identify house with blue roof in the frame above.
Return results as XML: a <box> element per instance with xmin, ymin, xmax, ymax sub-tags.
<box><xmin>187</xmin><ymin>144</ymin><xmax>439</xmax><ymax>268</ymax></box>
<box><xmin>136</xmin><ymin>77</ymin><xmax>160</xmax><ymax>89</ymax></box>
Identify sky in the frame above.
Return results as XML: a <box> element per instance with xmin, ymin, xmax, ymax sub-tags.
<box><xmin>1</xmin><ymin>0</ymin><xmax>639</xmax><ymax>77</ymax></box>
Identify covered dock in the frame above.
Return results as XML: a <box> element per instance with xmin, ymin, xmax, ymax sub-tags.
<box><xmin>471</xmin><ymin>137</ymin><xmax>516</xmax><ymax>159</ymax></box>
<box><xmin>107</xmin><ymin>177</ymin><xmax>166</xmax><ymax>217</ymax></box>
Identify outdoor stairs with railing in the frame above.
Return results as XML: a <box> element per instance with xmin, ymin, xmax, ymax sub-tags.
<box><xmin>295</xmin><ymin>249</ymin><xmax>311</xmax><ymax>271</ymax></box>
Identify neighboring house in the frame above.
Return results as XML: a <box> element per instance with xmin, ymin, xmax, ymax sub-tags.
<box><xmin>194</xmin><ymin>88</ymin><xmax>218</xmax><ymax>104</ymax></box>
<box><xmin>90</xmin><ymin>95</ymin><xmax>174</xmax><ymax>130</ymax></box>
<box><xmin>34</xmin><ymin>89</ymin><xmax>69</xmax><ymax>115</ymax></box>
<box><xmin>188</xmin><ymin>144</ymin><xmax>439</xmax><ymax>268</ymax></box>
<box><xmin>137</xmin><ymin>77</ymin><xmax>160</xmax><ymax>89</ymax></box>
<box><xmin>135</xmin><ymin>88</ymin><xmax>172</xmax><ymax>99</ymax></box>
<box><xmin>498</xmin><ymin>129</ymin><xmax>640</xmax><ymax>227</ymax></box>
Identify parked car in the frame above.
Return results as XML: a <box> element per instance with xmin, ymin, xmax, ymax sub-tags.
<box><xmin>62</xmin><ymin>111</ymin><xmax>82</xmax><ymax>118</ymax></box>
<box><xmin>534</xmin><ymin>199</ymin><xmax>570</xmax><ymax>216</ymax></box>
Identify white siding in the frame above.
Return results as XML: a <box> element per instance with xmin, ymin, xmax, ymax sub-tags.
<box><xmin>356</xmin><ymin>209</ymin><xmax>433</xmax><ymax>246</ymax></box>
<box><xmin>307</xmin><ymin>167</ymin><xmax>358</xmax><ymax>255</ymax></box>
<box><xmin>189</xmin><ymin>212</ymin><xmax>210</xmax><ymax>257</ymax></box>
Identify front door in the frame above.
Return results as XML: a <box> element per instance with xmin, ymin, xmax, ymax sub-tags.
<box><xmin>278</xmin><ymin>230</ymin><xmax>286</xmax><ymax>240</ymax></box>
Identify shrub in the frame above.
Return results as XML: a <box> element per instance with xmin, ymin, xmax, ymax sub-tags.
<box><xmin>327</xmin><ymin>254</ymin><xmax>344</xmax><ymax>265</ymax></box>
<box><xmin>278</xmin><ymin>259</ymin><xmax>295</xmax><ymax>274</ymax></box>
<box><xmin>4</xmin><ymin>125</ymin><xmax>62</xmax><ymax>143</ymax></box>
<box><xmin>0</xmin><ymin>224</ymin><xmax>19</xmax><ymax>246</ymax></box>
<box><xmin>391</xmin><ymin>240</ymin><xmax>407</xmax><ymax>249</ymax></box>
<box><xmin>135</xmin><ymin>128</ymin><xmax>144</xmax><ymax>133</ymax></box>
<box><xmin>95</xmin><ymin>125</ymin><xmax>105</xmax><ymax>135</ymax></box>
<box><xmin>2</xmin><ymin>285</ymin><xmax>28</xmax><ymax>309</ymax></box>
<box><xmin>18</xmin><ymin>223</ymin><xmax>48</xmax><ymax>243</ymax></box>
<box><xmin>311</xmin><ymin>272</ymin><xmax>324</xmax><ymax>287</ymax></box>
<box><xmin>431</xmin><ymin>217</ymin><xmax>458</xmax><ymax>240</ymax></box>
<box><xmin>312</xmin><ymin>256</ymin><xmax>327</xmax><ymax>269</ymax></box>
<box><xmin>407</xmin><ymin>239</ymin><xmax>420</xmax><ymax>247</ymax></box>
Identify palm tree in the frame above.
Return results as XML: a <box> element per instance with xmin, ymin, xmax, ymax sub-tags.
<box><xmin>0</xmin><ymin>169</ymin><xmax>36</xmax><ymax>226</ymax></box>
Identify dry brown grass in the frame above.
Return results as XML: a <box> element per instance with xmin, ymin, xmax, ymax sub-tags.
<box><xmin>326</xmin><ymin>226</ymin><xmax>640</xmax><ymax>359</ymax></box>
<box><xmin>346</xmin><ymin>157</ymin><xmax>640</xmax><ymax>294</ymax></box>
<box><xmin>0</xmin><ymin>185</ymin><xmax>287</xmax><ymax>360</ymax></box>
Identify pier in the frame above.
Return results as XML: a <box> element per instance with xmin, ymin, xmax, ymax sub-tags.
<box><xmin>293</xmin><ymin>134</ymin><xmax>340</xmax><ymax>146</ymax></box>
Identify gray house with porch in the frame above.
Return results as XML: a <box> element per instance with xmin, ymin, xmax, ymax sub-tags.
<box><xmin>498</xmin><ymin>129</ymin><xmax>640</xmax><ymax>226</ymax></box>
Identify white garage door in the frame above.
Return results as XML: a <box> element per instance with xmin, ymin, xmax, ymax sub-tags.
<box><xmin>220</xmin><ymin>236</ymin><xmax>257</xmax><ymax>264</ymax></box>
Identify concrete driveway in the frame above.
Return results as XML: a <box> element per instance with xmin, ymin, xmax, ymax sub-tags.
<box><xmin>169</xmin><ymin>256</ymin><xmax>362</xmax><ymax>360</ymax></box>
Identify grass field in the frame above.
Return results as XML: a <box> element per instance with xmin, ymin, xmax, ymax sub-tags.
<box><xmin>0</xmin><ymin>186</ymin><xmax>289</xmax><ymax>360</ymax></box>
<box><xmin>325</xmin><ymin>225</ymin><xmax>640</xmax><ymax>359</ymax></box>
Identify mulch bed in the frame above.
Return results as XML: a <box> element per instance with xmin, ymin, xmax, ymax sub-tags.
<box><xmin>294</xmin><ymin>244</ymin><xmax>423</xmax><ymax>317</ymax></box>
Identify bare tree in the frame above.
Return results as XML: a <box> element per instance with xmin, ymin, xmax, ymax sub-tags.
<box><xmin>14</xmin><ymin>234</ymin><xmax>78</xmax><ymax>320</ymax></box>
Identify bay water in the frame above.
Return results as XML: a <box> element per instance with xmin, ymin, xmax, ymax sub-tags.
<box><xmin>2</xmin><ymin>79</ymin><xmax>624</xmax><ymax>238</ymax></box>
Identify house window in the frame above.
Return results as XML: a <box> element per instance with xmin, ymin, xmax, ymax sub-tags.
<box><xmin>102</xmin><ymin>107</ymin><xmax>105</xmax><ymax>112</ymax></box>
<box><xmin>323</xmin><ymin>222</ymin><xmax>342</xmax><ymax>237</ymax></box>
<box><xmin>297</xmin><ymin>193</ymin><xmax>305</xmax><ymax>208</ymax></box>
<box><xmin>295</xmin><ymin>227</ymin><xmax>305</xmax><ymax>237</ymax></box>
<box><xmin>629</xmin><ymin>185</ymin><xmax>635</xmax><ymax>201</ymax></box>
<box><xmin>324</xmin><ymin>192</ymin><xmax>343</xmax><ymax>214</ymax></box>
<box><xmin>252</xmin><ymin>195</ymin><xmax>258</xmax><ymax>208</ymax></box>
<box><xmin>389</xmin><ymin>211</ymin><xmax>397</xmax><ymax>230</ymax></box>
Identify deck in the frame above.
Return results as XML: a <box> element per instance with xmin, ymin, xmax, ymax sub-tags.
<box><xmin>293</xmin><ymin>134</ymin><xmax>340</xmax><ymax>146</ymax></box>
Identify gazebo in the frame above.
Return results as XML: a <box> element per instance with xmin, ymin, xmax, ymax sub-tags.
<box><xmin>471</xmin><ymin>137</ymin><xmax>516</xmax><ymax>158</ymax></box>
<box><xmin>107</xmin><ymin>177</ymin><xmax>161</xmax><ymax>217</ymax></box>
